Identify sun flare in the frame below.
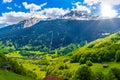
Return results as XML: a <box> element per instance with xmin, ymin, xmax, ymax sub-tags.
<box><xmin>101</xmin><ymin>5</ymin><xmax>117</xmax><ymax>18</ymax></box>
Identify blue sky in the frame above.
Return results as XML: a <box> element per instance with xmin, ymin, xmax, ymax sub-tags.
<box><xmin>0</xmin><ymin>0</ymin><xmax>81</xmax><ymax>14</ymax></box>
<box><xmin>0</xmin><ymin>0</ymin><xmax>120</xmax><ymax>27</ymax></box>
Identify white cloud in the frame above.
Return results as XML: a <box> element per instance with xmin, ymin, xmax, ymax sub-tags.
<box><xmin>3</xmin><ymin>0</ymin><xmax>12</xmax><ymax>3</ymax></box>
<box><xmin>14</xmin><ymin>4</ymin><xmax>21</xmax><ymax>8</ymax></box>
<box><xmin>6</xmin><ymin>7</ymin><xmax>12</xmax><ymax>10</ymax></box>
<box><xmin>72</xmin><ymin>2</ymin><xmax>91</xmax><ymax>13</ymax></box>
<box><xmin>84</xmin><ymin>0</ymin><xmax>120</xmax><ymax>6</ymax></box>
<box><xmin>41</xmin><ymin>8</ymin><xmax>69</xmax><ymax>18</ymax></box>
<box><xmin>0</xmin><ymin>12</ymin><xmax>31</xmax><ymax>24</ymax></box>
<box><xmin>84</xmin><ymin>0</ymin><xmax>100</xmax><ymax>6</ymax></box>
<box><xmin>0</xmin><ymin>1</ymin><xmax>70</xmax><ymax>25</ymax></box>
<box><xmin>22</xmin><ymin>2</ymin><xmax>47</xmax><ymax>12</ymax></box>
<box><xmin>30</xmin><ymin>12</ymin><xmax>47</xmax><ymax>19</ymax></box>
<box><xmin>76</xmin><ymin>5</ymin><xmax>91</xmax><ymax>13</ymax></box>
<box><xmin>92</xmin><ymin>6</ymin><xmax>96</xmax><ymax>10</ymax></box>
<box><xmin>100</xmin><ymin>0</ymin><xmax>120</xmax><ymax>6</ymax></box>
<box><xmin>0</xmin><ymin>7</ymin><xmax>69</xmax><ymax>25</ymax></box>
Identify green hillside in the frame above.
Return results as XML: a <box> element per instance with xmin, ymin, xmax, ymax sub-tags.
<box><xmin>71</xmin><ymin>32</ymin><xmax>120</xmax><ymax>63</ymax></box>
<box><xmin>0</xmin><ymin>69</ymin><xmax>33</xmax><ymax>80</ymax></box>
<box><xmin>1</xmin><ymin>31</ymin><xmax>120</xmax><ymax>80</ymax></box>
<box><xmin>45</xmin><ymin>31</ymin><xmax>120</xmax><ymax>80</ymax></box>
<box><xmin>0</xmin><ymin>53</ymin><xmax>36</xmax><ymax>80</ymax></box>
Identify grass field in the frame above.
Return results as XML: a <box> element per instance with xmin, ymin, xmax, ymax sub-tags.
<box><xmin>69</xmin><ymin>62</ymin><xmax>120</xmax><ymax>75</ymax></box>
<box><xmin>91</xmin><ymin>62</ymin><xmax>120</xmax><ymax>74</ymax></box>
<box><xmin>0</xmin><ymin>69</ymin><xmax>33</xmax><ymax>80</ymax></box>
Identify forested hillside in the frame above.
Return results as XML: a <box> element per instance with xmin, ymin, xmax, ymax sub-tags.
<box><xmin>1</xmin><ymin>19</ymin><xmax>120</xmax><ymax>54</ymax></box>
<box><xmin>71</xmin><ymin>32</ymin><xmax>120</xmax><ymax>63</ymax></box>
<box><xmin>45</xmin><ymin>31</ymin><xmax>120</xmax><ymax>80</ymax></box>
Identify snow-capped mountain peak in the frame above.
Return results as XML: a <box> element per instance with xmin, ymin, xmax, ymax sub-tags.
<box><xmin>23</xmin><ymin>18</ymin><xmax>41</xmax><ymax>28</ymax></box>
<box><xmin>62</xmin><ymin>10</ymin><xmax>100</xmax><ymax>20</ymax></box>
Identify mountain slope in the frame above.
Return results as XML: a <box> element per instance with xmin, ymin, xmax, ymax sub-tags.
<box><xmin>71</xmin><ymin>31</ymin><xmax>120</xmax><ymax>63</ymax></box>
<box><xmin>0</xmin><ymin>18</ymin><xmax>41</xmax><ymax>36</ymax></box>
<box><xmin>1</xmin><ymin>18</ymin><xmax>120</xmax><ymax>53</ymax></box>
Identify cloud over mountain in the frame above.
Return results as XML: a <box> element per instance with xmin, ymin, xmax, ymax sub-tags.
<box><xmin>0</xmin><ymin>12</ymin><xmax>31</xmax><ymax>24</ymax></box>
<box><xmin>41</xmin><ymin>8</ymin><xmax>69</xmax><ymax>18</ymax></box>
<box><xmin>0</xmin><ymin>2</ymin><xmax>69</xmax><ymax>25</ymax></box>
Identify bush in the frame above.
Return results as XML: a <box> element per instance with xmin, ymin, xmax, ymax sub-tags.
<box><xmin>86</xmin><ymin>60</ymin><xmax>93</xmax><ymax>66</ymax></box>
<box><xmin>73</xmin><ymin>65</ymin><xmax>93</xmax><ymax>80</ymax></box>
<box><xmin>108</xmin><ymin>68</ymin><xmax>120</xmax><ymax>80</ymax></box>
<box><xmin>95</xmin><ymin>72</ymin><xmax>105</xmax><ymax>80</ymax></box>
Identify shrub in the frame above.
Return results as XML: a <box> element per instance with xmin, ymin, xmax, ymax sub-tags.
<box><xmin>95</xmin><ymin>72</ymin><xmax>105</xmax><ymax>80</ymax></box>
<box><xmin>86</xmin><ymin>60</ymin><xmax>93</xmax><ymax>66</ymax></box>
<box><xmin>73</xmin><ymin>65</ymin><xmax>93</xmax><ymax>80</ymax></box>
<box><xmin>108</xmin><ymin>68</ymin><xmax>120</xmax><ymax>80</ymax></box>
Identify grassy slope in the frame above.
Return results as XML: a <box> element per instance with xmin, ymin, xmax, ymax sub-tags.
<box><xmin>90</xmin><ymin>62</ymin><xmax>120</xmax><ymax>74</ymax></box>
<box><xmin>69</xmin><ymin>62</ymin><xmax>120</xmax><ymax>75</ymax></box>
<box><xmin>67</xmin><ymin>32</ymin><xmax>120</xmax><ymax>76</ymax></box>
<box><xmin>0</xmin><ymin>69</ymin><xmax>33</xmax><ymax>80</ymax></box>
<box><xmin>72</xmin><ymin>32</ymin><xmax>120</xmax><ymax>53</ymax></box>
<box><xmin>70</xmin><ymin>31</ymin><xmax>120</xmax><ymax>64</ymax></box>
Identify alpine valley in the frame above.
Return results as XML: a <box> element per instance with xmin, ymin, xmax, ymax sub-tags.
<box><xmin>1</xmin><ymin>10</ymin><xmax>120</xmax><ymax>80</ymax></box>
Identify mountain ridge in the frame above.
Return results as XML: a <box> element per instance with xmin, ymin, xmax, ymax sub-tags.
<box><xmin>0</xmin><ymin>18</ymin><xmax>120</xmax><ymax>53</ymax></box>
